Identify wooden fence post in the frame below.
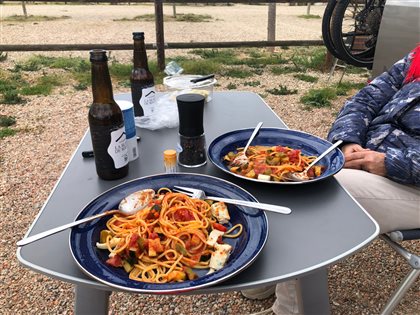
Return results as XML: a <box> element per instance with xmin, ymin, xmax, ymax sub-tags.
<box><xmin>154</xmin><ymin>0</ymin><xmax>165</xmax><ymax>71</ymax></box>
<box><xmin>267</xmin><ymin>3</ymin><xmax>276</xmax><ymax>53</ymax></box>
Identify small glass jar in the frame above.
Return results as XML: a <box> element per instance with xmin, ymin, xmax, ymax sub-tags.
<box><xmin>178</xmin><ymin>134</ymin><xmax>207</xmax><ymax>168</ymax></box>
<box><xmin>163</xmin><ymin>149</ymin><xmax>177</xmax><ymax>173</ymax></box>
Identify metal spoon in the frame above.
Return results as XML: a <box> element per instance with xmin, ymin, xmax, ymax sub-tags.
<box><xmin>285</xmin><ymin>140</ymin><xmax>343</xmax><ymax>181</ymax></box>
<box><xmin>231</xmin><ymin>122</ymin><xmax>263</xmax><ymax>166</ymax></box>
<box><xmin>16</xmin><ymin>189</ymin><xmax>155</xmax><ymax>247</ymax></box>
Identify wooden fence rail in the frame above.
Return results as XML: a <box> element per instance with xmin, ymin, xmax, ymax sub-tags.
<box><xmin>0</xmin><ymin>1</ymin><xmax>327</xmax><ymax>69</ymax></box>
<box><xmin>0</xmin><ymin>40</ymin><xmax>324</xmax><ymax>51</ymax></box>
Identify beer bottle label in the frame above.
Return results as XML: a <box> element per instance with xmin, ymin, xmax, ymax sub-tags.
<box><xmin>139</xmin><ymin>86</ymin><xmax>156</xmax><ymax>116</ymax></box>
<box><xmin>107</xmin><ymin>127</ymin><xmax>129</xmax><ymax>169</ymax></box>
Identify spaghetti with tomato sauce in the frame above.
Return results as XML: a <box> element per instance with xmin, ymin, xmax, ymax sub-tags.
<box><xmin>96</xmin><ymin>188</ymin><xmax>242</xmax><ymax>283</ymax></box>
<box><xmin>224</xmin><ymin>145</ymin><xmax>325</xmax><ymax>182</ymax></box>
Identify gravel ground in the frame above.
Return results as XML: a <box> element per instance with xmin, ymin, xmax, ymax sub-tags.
<box><xmin>1</xmin><ymin>3</ymin><xmax>419</xmax><ymax>315</ymax></box>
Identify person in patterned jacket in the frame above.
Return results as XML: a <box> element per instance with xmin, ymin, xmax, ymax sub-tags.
<box><xmin>245</xmin><ymin>45</ymin><xmax>420</xmax><ymax>315</ymax></box>
<box><xmin>328</xmin><ymin>44</ymin><xmax>420</xmax><ymax>234</ymax></box>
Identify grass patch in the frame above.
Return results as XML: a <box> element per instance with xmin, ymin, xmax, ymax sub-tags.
<box><xmin>0</xmin><ymin>128</ymin><xmax>16</xmax><ymax>139</ymax></box>
<box><xmin>0</xmin><ymin>115</ymin><xmax>16</xmax><ymax>127</ymax></box>
<box><xmin>2</xmin><ymin>90</ymin><xmax>24</xmax><ymax>104</ymax></box>
<box><xmin>266</xmin><ymin>85</ymin><xmax>298</xmax><ymax>95</ymax></box>
<box><xmin>222</xmin><ymin>68</ymin><xmax>253</xmax><ymax>78</ymax></box>
<box><xmin>300</xmin><ymin>87</ymin><xmax>337</xmax><ymax>108</ymax></box>
<box><xmin>20</xmin><ymin>75</ymin><xmax>64</xmax><ymax>96</ymax></box>
<box><xmin>293</xmin><ymin>73</ymin><xmax>318</xmax><ymax>83</ymax></box>
<box><xmin>176</xmin><ymin>13</ymin><xmax>212</xmax><ymax>22</ymax></box>
<box><xmin>244</xmin><ymin>80</ymin><xmax>261</xmax><ymax>87</ymax></box>
<box><xmin>190</xmin><ymin>48</ymin><xmax>288</xmax><ymax>67</ymax></box>
<box><xmin>298</xmin><ymin>14</ymin><xmax>321</xmax><ymax>19</ymax></box>
<box><xmin>3</xmin><ymin>15</ymin><xmax>71</xmax><ymax>22</ymax></box>
<box><xmin>291</xmin><ymin>47</ymin><xmax>327</xmax><ymax>72</ymax></box>
<box><xmin>179</xmin><ymin>59</ymin><xmax>221</xmax><ymax>76</ymax></box>
<box><xmin>190</xmin><ymin>49</ymin><xmax>236</xmax><ymax>63</ymax></box>
<box><xmin>335</xmin><ymin>81</ymin><xmax>366</xmax><ymax>95</ymax></box>
<box><xmin>14</xmin><ymin>55</ymin><xmax>90</xmax><ymax>72</ymax></box>
<box><xmin>114</xmin><ymin>13</ymin><xmax>212</xmax><ymax>22</ymax></box>
<box><xmin>271</xmin><ymin>66</ymin><xmax>301</xmax><ymax>75</ymax></box>
<box><xmin>226</xmin><ymin>83</ymin><xmax>237</xmax><ymax>90</ymax></box>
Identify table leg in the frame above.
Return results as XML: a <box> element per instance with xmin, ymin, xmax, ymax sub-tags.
<box><xmin>75</xmin><ymin>285</ymin><xmax>111</xmax><ymax>315</ymax></box>
<box><xmin>297</xmin><ymin>268</ymin><xmax>331</xmax><ymax>315</ymax></box>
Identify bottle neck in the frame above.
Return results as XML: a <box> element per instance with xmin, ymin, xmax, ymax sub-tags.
<box><xmin>91</xmin><ymin>61</ymin><xmax>114</xmax><ymax>103</ymax></box>
<box><xmin>133</xmin><ymin>39</ymin><xmax>149</xmax><ymax>69</ymax></box>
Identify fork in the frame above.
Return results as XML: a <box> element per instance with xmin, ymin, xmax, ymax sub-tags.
<box><xmin>173</xmin><ymin>186</ymin><xmax>291</xmax><ymax>215</ymax></box>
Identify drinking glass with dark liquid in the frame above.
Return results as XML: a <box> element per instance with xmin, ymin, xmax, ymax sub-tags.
<box><xmin>130</xmin><ymin>32</ymin><xmax>157</xmax><ymax>117</ymax></box>
<box><xmin>88</xmin><ymin>49</ymin><xmax>129</xmax><ymax>180</ymax></box>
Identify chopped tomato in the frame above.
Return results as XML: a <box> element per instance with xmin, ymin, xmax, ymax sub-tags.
<box><xmin>128</xmin><ymin>233</ymin><xmax>139</xmax><ymax>250</ymax></box>
<box><xmin>113</xmin><ymin>220</ymin><xmax>123</xmax><ymax>226</ymax></box>
<box><xmin>106</xmin><ymin>255</ymin><xmax>123</xmax><ymax>267</ymax></box>
<box><xmin>174</xmin><ymin>209</ymin><xmax>195</xmax><ymax>221</ymax></box>
<box><xmin>287</xmin><ymin>149</ymin><xmax>301</xmax><ymax>163</ymax></box>
<box><xmin>275</xmin><ymin>146</ymin><xmax>287</xmax><ymax>153</ymax></box>
<box><xmin>149</xmin><ymin>231</ymin><xmax>159</xmax><ymax>240</ymax></box>
<box><xmin>146</xmin><ymin>209</ymin><xmax>160</xmax><ymax>220</ymax></box>
<box><xmin>212</xmin><ymin>222</ymin><xmax>228</xmax><ymax>232</ymax></box>
<box><xmin>253</xmin><ymin>163</ymin><xmax>267</xmax><ymax>175</ymax></box>
<box><xmin>217</xmin><ymin>235</ymin><xmax>223</xmax><ymax>244</ymax></box>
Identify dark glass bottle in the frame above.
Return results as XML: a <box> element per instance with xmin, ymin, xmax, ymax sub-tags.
<box><xmin>130</xmin><ymin>32</ymin><xmax>157</xmax><ymax>117</ymax></box>
<box><xmin>88</xmin><ymin>49</ymin><xmax>129</xmax><ymax>180</ymax></box>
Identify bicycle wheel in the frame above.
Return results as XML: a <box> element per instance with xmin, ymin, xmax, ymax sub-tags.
<box><xmin>321</xmin><ymin>0</ymin><xmax>342</xmax><ymax>59</ymax></box>
<box><xmin>330</xmin><ymin>0</ymin><xmax>384</xmax><ymax>68</ymax></box>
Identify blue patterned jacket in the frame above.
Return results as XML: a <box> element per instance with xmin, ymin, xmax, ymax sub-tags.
<box><xmin>327</xmin><ymin>52</ymin><xmax>420</xmax><ymax>186</ymax></box>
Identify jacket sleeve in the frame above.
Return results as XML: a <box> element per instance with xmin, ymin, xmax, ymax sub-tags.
<box><xmin>327</xmin><ymin>54</ymin><xmax>410</xmax><ymax>145</ymax></box>
<box><xmin>385</xmin><ymin>147</ymin><xmax>420</xmax><ymax>187</ymax></box>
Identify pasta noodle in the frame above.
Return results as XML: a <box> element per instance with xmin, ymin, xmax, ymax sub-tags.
<box><xmin>96</xmin><ymin>189</ymin><xmax>243</xmax><ymax>283</ymax></box>
<box><xmin>224</xmin><ymin>145</ymin><xmax>324</xmax><ymax>182</ymax></box>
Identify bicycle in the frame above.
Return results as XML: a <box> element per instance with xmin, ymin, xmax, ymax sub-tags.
<box><xmin>323</xmin><ymin>0</ymin><xmax>386</xmax><ymax>69</ymax></box>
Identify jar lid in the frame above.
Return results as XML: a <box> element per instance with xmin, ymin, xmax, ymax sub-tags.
<box><xmin>176</xmin><ymin>94</ymin><xmax>205</xmax><ymax>137</ymax></box>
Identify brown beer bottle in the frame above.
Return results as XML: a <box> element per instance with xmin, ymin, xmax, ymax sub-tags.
<box><xmin>130</xmin><ymin>32</ymin><xmax>157</xmax><ymax>117</ymax></box>
<box><xmin>88</xmin><ymin>49</ymin><xmax>129</xmax><ymax>180</ymax></box>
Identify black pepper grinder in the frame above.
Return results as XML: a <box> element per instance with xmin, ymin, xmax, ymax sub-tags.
<box><xmin>176</xmin><ymin>93</ymin><xmax>207</xmax><ymax>167</ymax></box>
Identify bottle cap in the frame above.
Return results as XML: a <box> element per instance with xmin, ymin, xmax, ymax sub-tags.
<box><xmin>133</xmin><ymin>32</ymin><xmax>145</xmax><ymax>40</ymax></box>
<box><xmin>164</xmin><ymin>149</ymin><xmax>177</xmax><ymax>166</ymax></box>
<box><xmin>164</xmin><ymin>149</ymin><xmax>177</xmax><ymax>160</ymax></box>
<box><xmin>89</xmin><ymin>49</ymin><xmax>108</xmax><ymax>62</ymax></box>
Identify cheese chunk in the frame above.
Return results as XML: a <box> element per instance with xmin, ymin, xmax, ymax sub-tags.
<box><xmin>209</xmin><ymin>243</ymin><xmax>232</xmax><ymax>270</ymax></box>
<box><xmin>210</xmin><ymin>202</ymin><xmax>230</xmax><ymax>224</ymax></box>
<box><xmin>206</xmin><ymin>229</ymin><xmax>225</xmax><ymax>247</ymax></box>
<box><xmin>96</xmin><ymin>237</ymin><xmax>121</xmax><ymax>250</ymax></box>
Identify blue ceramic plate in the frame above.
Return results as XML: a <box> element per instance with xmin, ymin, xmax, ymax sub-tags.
<box><xmin>208</xmin><ymin>128</ymin><xmax>344</xmax><ymax>185</ymax></box>
<box><xmin>70</xmin><ymin>173</ymin><xmax>268</xmax><ymax>294</ymax></box>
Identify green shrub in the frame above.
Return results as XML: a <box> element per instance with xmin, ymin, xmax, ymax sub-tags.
<box><xmin>293</xmin><ymin>73</ymin><xmax>318</xmax><ymax>83</ymax></box>
<box><xmin>2</xmin><ymin>90</ymin><xmax>24</xmax><ymax>104</ymax></box>
<box><xmin>0</xmin><ymin>128</ymin><xmax>16</xmax><ymax>139</ymax></box>
<box><xmin>0</xmin><ymin>115</ymin><xmax>16</xmax><ymax>127</ymax></box>
<box><xmin>300</xmin><ymin>88</ymin><xmax>337</xmax><ymax>108</ymax></box>
<box><xmin>266</xmin><ymin>85</ymin><xmax>298</xmax><ymax>95</ymax></box>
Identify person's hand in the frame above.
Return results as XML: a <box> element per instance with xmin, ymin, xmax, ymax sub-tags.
<box><xmin>341</xmin><ymin>143</ymin><xmax>368</xmax><ymax>155</ymax></box>
<box><xmin>344</xmin><ymin>149</ymin><xmax>387</xmax><ymax>176</ymax></box>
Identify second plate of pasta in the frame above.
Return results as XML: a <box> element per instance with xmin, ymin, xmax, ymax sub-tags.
<box><xmin>208</xmin><ymin>128</ymin><xmax>345</xmax><ymax>184</ymax></box>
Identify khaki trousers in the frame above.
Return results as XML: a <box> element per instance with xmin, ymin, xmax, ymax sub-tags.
<box><xmin>334</xmin><ymin>169</ymin><xmax>420</xmax><ymax>234</ymax></box>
